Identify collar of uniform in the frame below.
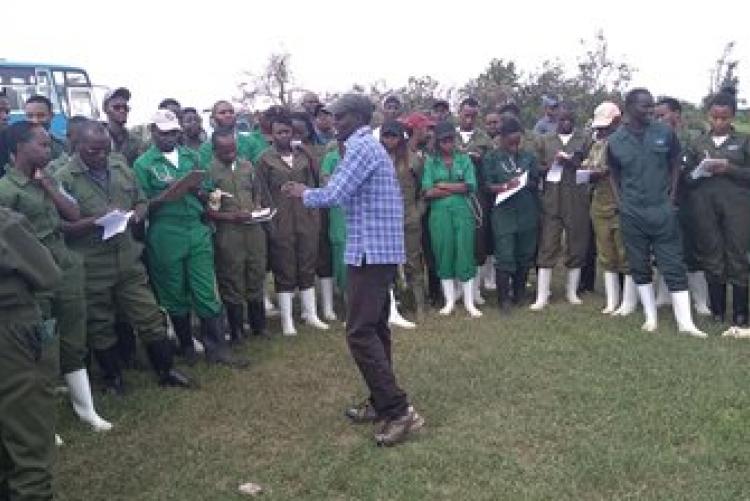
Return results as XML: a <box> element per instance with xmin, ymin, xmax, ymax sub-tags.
<box><xmin>67</xmin><ymin>153</ymin><xmax>122</xmax><ymax>175</ymax></box>
<box><xmin>264</xmin><ymin>147</ymin><xmax>303</xmax><ymax>170</ymax></box>
<box><xmin>5</xmin><ymin>167</ymin><xmax>31</xmax><ymax>186</ymax></box>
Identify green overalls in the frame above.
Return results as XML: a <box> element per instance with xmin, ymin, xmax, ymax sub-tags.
<box><xmin>482</xmin><ymin>148</ymin><xmax>540</xmax><ymax>273</ymax></box>
<box><xmin>55</xmin><ymin>155</ymin><xmax>172</xmax><ymax>350</ymax></box>
<box><xmin>0</xmin><ymin>208</ymin><xmax>61</xmax><ymax>501</ymax></box>
<box><xmin>206</xmin><ymin>158</ymin><xmax>269</xmax><ymax>304</ymax></box>
<box><xmin>422</xmin><ymin>152</ymin><xmax>477</xmax><ymax>282</ymax></box>
<box><xmin>0</xmin><ymin>168</ymin><xmax>86</xmax><ymax>374</ymax></box>
<box><xmin>585</xmin><ymin>139</ymin><xmax>628</xmax><ymax>273</ymax></box>
<box><xmin>134</xmin><ymin>145</ymin><xmax>222</xmax><ymax>319</ymax></box>
<box><xmin>257</xmin><ymin>148</ymin><xmax>320</xmax><ymax>292</ymax></box>
<box><xmin>686</xmin><ymin>130</ymin><xmax>750</xmax><ymax>285</ymax></box>
<box><xmin>536</xmin><ymin>130</ymin><xmax>592</xmax><ymax>268</ymax></box>
<box><xmin>321</xmin><ymin>149</ymin><xmax>347</xmax><ymax>289</ymax></box>
<box><xmin>607</xmin><ymin>122</ymin><xmax>687</xmax><ymax>290</ymax></box>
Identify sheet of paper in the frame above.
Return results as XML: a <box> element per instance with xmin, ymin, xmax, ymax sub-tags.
<box><xmin>546</xmin><ymin>163</ymin><xmax>563</xmax><ymax>183</ymax></box>
<box><xmin>494</xmin><ymin>171</ymin><xmax>528</xmax><ymax>205</ymax></box>
<box><xmin>246</xmin><ymin>208</ymin><xmax>277</xmax><ymax>223</ymax></box>
<box><xmin>576</xmin><ymin>169</ymin><xmax>592</xmax><ymax>185</ymax></box>
<box><xmin>690</xmin><ymin>159</ymin><xmax>716</xmax><ymax>180</ymax></box>
<box><xmin>95</xmin><ymin>210</ymin><xmax>134</xmax><ymax>240</ymax></box>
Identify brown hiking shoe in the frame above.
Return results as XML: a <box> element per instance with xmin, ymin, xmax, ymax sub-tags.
<box><xmin>345</xmin><ymin>400</ymin><xmax>381</xmax><ymax>423</ymax></box>
<box><xmin>374</xmin><ymin>407</ymin><xmax>424</xmax><ymax>447</ymax></box>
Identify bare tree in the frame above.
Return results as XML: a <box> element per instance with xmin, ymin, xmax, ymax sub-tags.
<box><xmin>708</xmin><ymin>41</ymin><xmax>739</xmax><ymax>96</ymax></box>
<box><xmin>236</xmin><ymin>52</ymin><xmax>305</xmax><ymax>110</ymax></box>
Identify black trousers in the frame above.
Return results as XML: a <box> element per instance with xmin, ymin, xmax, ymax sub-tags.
<box><xmin>346</xmin><ymin>262</ymin><xmax>408</xmax><ymax>419</ymax></box>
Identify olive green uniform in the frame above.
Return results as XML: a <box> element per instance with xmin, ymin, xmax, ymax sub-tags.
<box><xmin>675</xmin><ymin>129</ymin><xmax>701</xmax><ymax>272</ymax></box>
<box><xmin>585</xmin><ymin>139</ymin><xmax>628</xmax><ymax>273</ymax></box>
<box><xmin>482</xmin><ymin>149</ymin><xmax>540</xmax><ymax>272</ymax></box>
<box><xmin>206</xmin><ymin>158</ymin><xmax>269</xmax><ymax>304</ymax></box>
<box><xmin>535</xmin><ymin>130</ymin><xmax>592</xmax><ymax>268</ymax></box>
<box><xmin>0</xmin><ymin>208</ymin><xmax>61</xmax><ymax>501</ymax></box>
<box><xmin>54</xmin><ymin>155</ymin><xmax>171</xmax><ymax>350</ymax></box>
<box><xmin>607</xmin><ymin>122</ymin><xmax>687</xmax><ymax>290</ymax></box>
<box><xmin>320</xmin><ymin>149</ymin><xmax>347</xmax><ymax>289</ymax></box>
<box><xmin>110</xmin><ymin>126</ymin><xmax>148</xmax><ymax>167</ymax></box>
<box><xmin>457</xmin><ymin>128</ymin><xmax>493</xmax><ymax>263</ymax></box>
<box><xmin>395</xmin><ymin>153</ymin><xmax>426</xmax><ymax>284</ymax></box>
<box><xmin>422</xmin><ymin>152</ymin><xmax>477</xmax><ymax>282</ymax></box>
<box><xmin>257</xmin><ymin>148</ymin><xmax>320</xmax><ymax>292</ymax></box>
<box><xmin>134</xmin><ymin>146</ymin><xmax>222</xmax><ymax>319</ymax></box>
<box><xmin>0</xmin><ymin>168</ymin><xmax>87</xmax><ymax>374</ymax></box>
<box><xmin>686</xmin><ymin>130</ymin><xmax>750</xmax><ymax>285</ymax></box>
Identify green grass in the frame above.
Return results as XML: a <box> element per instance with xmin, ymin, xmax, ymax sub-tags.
<box><xmin>55</xmin><ymin>285</ymin><xmax>750</xmax><ymax>500</ymax></box>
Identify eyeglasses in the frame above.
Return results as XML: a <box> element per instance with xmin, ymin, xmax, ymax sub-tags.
<box><xmin>111</xmin><ymin>104</ymin><xmax>130</xmax><ymax>112</ymax></box>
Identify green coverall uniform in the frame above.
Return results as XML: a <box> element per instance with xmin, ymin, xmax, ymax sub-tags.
<box><xmin>536</xmin><ymin>130</ymin><xmax>592</xmax><ymax>268</ymax></box>
<box><xmin>257</xmin><ymin>148</ymin><xmax>320</xmax><ymax>292</ymax></box>
<box><xmin>422</xmin><ymin>152</ymin><xmax>477</xmax><ymax>282</ymax></box>
<box><xmin>0</xmin><ymin>168</ymin><xmax>87</xmax><ymax>375</ymax></box>
<box><xmin>54</xmin><ymin>155</ymin><xmax>171</xmax><ymax>351</ymax></box>
<box><xmin>207</xmin><ymin>158</ymin><xmax>269</xmax><ymax>336</ymax></box>
<box><xmin>686</xmin><ymin>130</ymin><xmax>750</xmax><ymax>286</ymax></box>
<box><xmin>457</xmin><ymin>127</ymin><xmax>493</xmax><ymax>263</ymax></box>
<box><xmin>482</xmin><ymin>149</ymin><xmax>540</xmax><ymax>273</ymax></box>
<box><xmin>320</xmin><ymin>149</ymin><xmax>347</xmax><ymax>289</ymax></box>
<box><xmin>133</xmin><ymin>145</ymin><xmax>222</xmax><ymax>319</ymax></box>
<box><xmin>585</xmin><ymin>139</ymin><xmax>629</xmax><ymax>273</ymax></box>
<box><xmin>0</xmin><ymin>208</ymin><xmax>61</xmax><ymax>501</ymax></box>
<box><xmin>607</xmin><ymin>122</ymin><xmax>687</xmax><ymax>290</ymax></box>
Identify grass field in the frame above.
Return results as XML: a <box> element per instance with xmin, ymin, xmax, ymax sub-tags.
<box><xmin>55</xmin><ymin>284</ymin><xmax>750</xmax><ymax>500</ymax></box>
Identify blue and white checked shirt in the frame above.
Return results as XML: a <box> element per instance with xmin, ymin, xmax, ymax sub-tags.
<box><xmin>303</xmin><ymin>126</ymin><xmax>405</xmax><ymax>266</ymax></box>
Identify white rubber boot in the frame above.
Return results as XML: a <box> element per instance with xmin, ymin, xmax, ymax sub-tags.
<box><xmin>462</xmin><ymin>280</ymin><xmax>483</xmax><ymax>318</ymax></box>
<box><xmin>388</xmin><ymin>289</ymin><xmax>416</xmax><ymax>329</ymax></box>
<box><xmin>55</xmin><ymin>434</ymin><xmax>64</xmax><ymax>447</ymax></box>
<box><xmin>483</xmin><ymin>258</ymin><xmax>496</xmax><ymax>290</ymax></box>
<box><xmin>655</xmin><ymin>272</ymin><xmax>671</xmax><ymax>307</ymax></box>
<box><xmin>530</xmin><ymin>268</ymin><xmax>552</xmax><ymax>311</ymax></box>
<box><xmin>301</xmin><ymin>287</ymin><xmax>329</xmax><ymax>330</ymax></box>
<box><xmin>671</xmin><ymin>290</ymin><xmax>707</xmax><ymax>338</ymax></box>
<box><xmin>473</xmin><ymin>268</ymin><xmax>486</xmax><ymax>305</ymax></box>
<box><xmin>637</xmin><ymin>283</ymin><xmax>658</xmax><ymax>332</ymax></box>
<box><xmin>64</xmin><ymin>369</ymin><xmax>113</xmax><ymax>432</ymax></box>
<box><xmin>439</xmin><ymin>279</ymin><xmax>456</xmax><ymax>316</ymax></box>
<box><xmin>319</xmin><ymin>277</ymin><xmax>337</xmax><ymax>321</ymax></box>
<box><xmin>566</xmin><ymin>267</ymin><xmax>583</xmax><ymax>305</ymax></box>
<box><xmin>602</xmin><ymin>272</ymin><xmax>620</xmax><ymax>314</ymax></box>
<box><xmin>277</xmin><ymin>292</ymin><xmax>297</xmax><ymax>336</ymax></box>
<box><xmin>264</xmin><ymin>283</ymin><xmax>279</xmax><ymax>318</ymax></box>
<box><xmin>614</xmin><ymin>275</ymin><xmax>638</xmax><ymax>316</ymax></box>
<box><xmin>687</xmin><ymin>271</ymin><xmax>711</xmax><ymax>316</ymax></box>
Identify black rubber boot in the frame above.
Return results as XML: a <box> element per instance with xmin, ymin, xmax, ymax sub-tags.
<box><xmin>171</xmin><ymin>314</ymin><xmax>198</xmax><ymax>366</ymax></box>
<box><xmin>145</xmin><ymin>339</ymin><xmax>194</xmax><ymax>388</ymax></box>
<box><xmin>226</xmin><ymin>303</ymin><xmax>246</xmax><ymax>345</ymax></box>
<box><xmin>512</xmin><ymin>267</ymin><xmax>529</xmax><ymax>306</ymax></box>
<box><xmin>732</xmin><ymin>285</ymin><xmax>749</xmax><ymax>327</ymax></box>
<box><xmin>708</xmin><ymin>283</ymin><xmax>727</xmax><ymax>323</ymax></box>
<box><xmin>201</xmin><ymin>316</ymin><xmax>250</xmax><ymax>369</ymax></box>
<box><xmin>247</xmin><ymin>300</ymin><xmax>269</xmax><ymax>339</ymax></box>
<box><xmin>496</xmin><ymin>269</ymin><xmax>512</xmax><ymax>313</ymax></box>
<box><xmin>94</xmin><ymin>346</ymin><xmax>126</xmax><ymax>396</ymax></box>
<box><xmin>114</xmin><ymin>320</ymin><xmax>138</xmax><ymax>369</ymax></box>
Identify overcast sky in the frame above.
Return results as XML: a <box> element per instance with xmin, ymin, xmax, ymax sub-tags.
<box><xmin>3</xmin><ymin>0</ymin><xmax>748</xmax><ymax>124</ymax></box>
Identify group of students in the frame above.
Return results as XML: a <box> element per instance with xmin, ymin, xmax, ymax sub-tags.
<box><xmin>0</xmin><ymin>82</ymin><xmax>748</xmax><ymax>497</ymax></box>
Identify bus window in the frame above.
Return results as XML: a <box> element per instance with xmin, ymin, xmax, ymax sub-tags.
<box><xmin>67</xmin><ymin>87</ymin><xmax>97</xmax><ymax>119</ymax></box>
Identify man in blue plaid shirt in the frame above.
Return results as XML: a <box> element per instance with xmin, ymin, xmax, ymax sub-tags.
<box><xmin>282</xmin><ymin>94</ymin><xmax>423</xmax><ymax>447</ymax></box>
